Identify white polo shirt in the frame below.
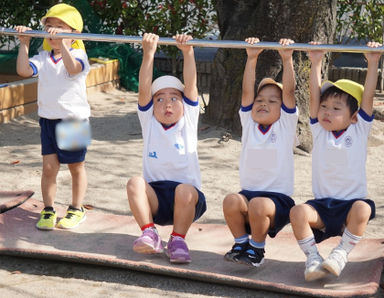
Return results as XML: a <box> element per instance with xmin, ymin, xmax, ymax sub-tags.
<box><xmin>311</xmin><ymin>109</ymin><xmax>373</xmax><ymax>200</ymax></box>
<box><xmin>29</xmin><ymin>49</ymin><xmax>90</xmax><ymax>120</ymax></box>
<box><xmin>239</xmin><ymin>104</ymin><xmax>299</xmax><ymax>195</ymax></box>
<box><xmin>138</xmin><ymin>96</ymin><xmax>201</xmax><ymax>189</ymax></box>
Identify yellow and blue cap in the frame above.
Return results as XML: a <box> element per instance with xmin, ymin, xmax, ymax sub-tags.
<box><xmin>321</xmin><ymin>79</ymin><xmax>364</xmax><ymax>107</ymax></box>
<box><xmin>41</xmin><ymin>3</ymin><xmax>85</xmax><ymax>51</ymax></box>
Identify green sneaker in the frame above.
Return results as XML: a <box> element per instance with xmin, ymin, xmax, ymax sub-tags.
<box><xmin>36</xmin><ymin>208</ymin><xmax>57</xmax><ymax>230</ymax></box>
<box><xmin>56</xmin><ymin>206</ymin><xmax>86</xmax><ymax>229</ymax></box>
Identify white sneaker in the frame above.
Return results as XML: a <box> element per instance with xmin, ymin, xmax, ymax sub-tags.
<box><xmin>305</xmin><ymin>253</ymin><xmax>327</xmax><ymax>281</ymax></box>
<box><xmin>322</xmin><ymin>247</ymin><xmax>348</xmax><ymax>276</ymax></box>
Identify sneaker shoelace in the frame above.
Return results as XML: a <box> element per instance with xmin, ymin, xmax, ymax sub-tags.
<box><xmin>169</xmin><ymin>237</ymin><xmax>188</xmax><ymax>252</ymax></box>
<box><xmin>42</xmin><ymin>213</ymin><xmax>54</xmax><ymax>219</ymax></box>
<box><xmin>65</xmin><ymin>211</ymin><xmax>78</xmax><ymax>219</ymax></box>
<box><xmin>328</xmin><ymin>249</ymin><xmax>346</xmax><ymax>265</ymax></box>
<box><xmin>306</xmin><ymin>253</ymin><xmax>322</xmax><ymax>266</ymax></box>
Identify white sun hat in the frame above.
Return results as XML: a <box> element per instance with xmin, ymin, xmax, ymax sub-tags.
<box><xmin>151</xmin><ymin>75</ymin><xmax>185</xmax><ymax>96</ymax></box>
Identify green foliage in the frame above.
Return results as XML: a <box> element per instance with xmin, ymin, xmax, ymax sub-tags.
<box><xmin>89</xmin><ymin>0</ymin><xmax>217</xmax><ymax>61</ymax></box>
<box><xmin>336</xmin><ymin>0</ymin><xmax>384</xmax><ymax>43</ymax></box>
<box><xmin>0</xmin><ymin>0</ymin><xmax>56</xmax><ymax>49</ymax></box>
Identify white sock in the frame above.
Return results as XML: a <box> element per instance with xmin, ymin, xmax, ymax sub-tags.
<box><xmin>337</xmin><ymin>228</ymin><xmax>361</xmax><ymax>254</ymax></box>
<box><xmin>298</xmin><ymin>235</ymin><xmax>319</xmax><ymax>257</ymax></box>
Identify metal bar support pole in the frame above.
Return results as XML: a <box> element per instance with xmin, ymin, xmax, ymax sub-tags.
<box><xmin>1</xmin><ymin>27</ymin><xmax>384</xmax><ymax>53</ymax></box>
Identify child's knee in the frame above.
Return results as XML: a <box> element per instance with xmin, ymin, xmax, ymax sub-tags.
<box><xmin>68</xmin><ymin>161</ymin><xmax>85</xmax><ymax>175</ymax></box>
<box><xmin>289</xmin><ymin>204</ymin><xmax>307</xmax><ymax>223</ymax></box>
<box><xmin>175</xmin><ymin>184</ymin><xmax>198</xmax><ymax>206</ymax></box>
<box><xmin>126</xmin><ymin>176</ymin><xmax>146</xmax><ymax>194</ymax></box>
<box><xmin>223</xmin><ymin>194</ymin><xmax>241</xmax><ymax>212</ymax></box>
<box><xmin>248</xmin><ymin>197</ymin><xmax>273</xmax><ymax>214</ymax></box>
<box><xmin>349</xmin><ymin>200</ymin><xmax>371</xmax><ymax>222</ymax></box>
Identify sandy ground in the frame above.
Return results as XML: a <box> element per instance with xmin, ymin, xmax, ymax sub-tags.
<box><xmin>0</xmin><ymin>88</ymin><xmax>383</xmax><ymax>297</ymax></box>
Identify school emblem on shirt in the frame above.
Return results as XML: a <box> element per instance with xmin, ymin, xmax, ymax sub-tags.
<box><xmin>344</xmin><ymin>136</ymin><xmax>353</xmax><ymax>147</ymax></box>
<box><xmin>149</xmin><ymin>151</ymin><xmax>158</xmax><ymax>158</ymax></box>
<box><xmin>270</xmin><ymin>132</ymin><xmax>277</xmax><ymax>143</ymax></box>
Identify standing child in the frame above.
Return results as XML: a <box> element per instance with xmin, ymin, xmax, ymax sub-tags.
<box><xmin>127</xmin><ymin>33</ymin><xmax>206</xmax><ymax>264</ymax></box>
<box><xmin>15</xmin><ymin>3</ymin><xmax>90</xmax><ymax>230</ymax></box>
<box><xmin>223</xmin><ymin>38</ymin><xmax>298</xmax><ymax>267</ymax></box>
<box><xmin>290</xmin><ymin>41</ymin><xmax>382</xmax><ymax>281</ymax></box>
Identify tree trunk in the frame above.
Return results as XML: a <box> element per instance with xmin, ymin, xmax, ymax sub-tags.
<box><xmin>204</xmin><ymin>0</ymin><xmax>337</xmax><ymax>152</ymax></box>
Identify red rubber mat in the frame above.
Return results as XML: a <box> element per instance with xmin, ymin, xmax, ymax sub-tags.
<box><xmin>0</xmin><ymin>198</ymin><xmax>382</xmax><ymax>297</ymax></box>
<box><xmin>0</xmin><ymin>190</ymin><xmax>34</xmax><ymax>213</ymax></box>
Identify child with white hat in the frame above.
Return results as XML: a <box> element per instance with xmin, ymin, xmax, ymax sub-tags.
<box><xmin>290</xmin><ymin>41</ymin><xmax>382</xmax><ymax>281</ymax></box>
<box><xmin>15</xmin><ymin>3</ymin><xmax>90</xmax><ymax>230</ymax></box>
<box><xmin>127</xmin><ymin>33</ymin><xmax>206</xmax><ymax>264</ymax></box>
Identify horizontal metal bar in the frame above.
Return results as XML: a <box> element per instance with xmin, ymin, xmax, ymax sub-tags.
<box><xmin>1</xmin><ymin>27</ymin><xmax>383</xmax><ymax>53</ymax></box>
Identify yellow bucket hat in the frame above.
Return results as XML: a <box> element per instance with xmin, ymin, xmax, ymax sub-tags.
<box><xmin>321</xmin><ymin>79</ymin><xmax>364</xmax><ymax>107</ymax></box>
<box><xmin>41</xmin><ymin>3</ymin><xmax>85</xmax><ymax>51</ymax></box>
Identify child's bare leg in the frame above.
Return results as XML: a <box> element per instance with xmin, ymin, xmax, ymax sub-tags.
<box><xmin>55</xmin><ymin>161</ymin><xmax>87</xmax><ymax>229</ymax></box>
<box><xmin>173</xmin><ymin>184</ymin><xmax>198</xmax><ymax>235</ymax></box>
<box><xmin>323</xmin><ymin>200</ymin><xmax>372</xmax><ymax>276</ymax></box>
<box><xmin>127</xmin><ymin>176</ymin><xmax>162</xmax><ymax>254</ymax></box>
<box><xmin>167</xmin><ymin>184</ymin><xmax>198</xmax><ymax>263</ymax></box>
<box><xmin>222</xmin><ymin>193</ymin><xmax>249</xmax><ymax>237</ymax></box>
<box><xmin>346</xmin><ymin>200</ymin><xmax>371</xmax><ymax>236</ymax></box>
<box><xmin>290</xmin><ymin>204</ymin><xmax>326</xmax><ymax>281</ymax></box>
<box><xmin>67</xmin><ymin>161</ymin><xmax>87</xmax><ymax>209</ymax></box>
<box><xmin>126</xmin><ymin>176</ymin><xmax>158</xmax><ymax>227</ymax></box>
<box><xmin>290</xmin><ymin>204</ymin><xmax>323</xmax><ymax>240</ymax></box>
<box><xmin>222</xmin><ymin>193</ymin><xmax>251</xmax><ymax>263</ymax></box>
<box><xmin>41</xmin><ymin>154</ymin><xmax>60</xmax><ymax>208</ymax></box>
<box><xmin>248</xmin><ymin>197</ymin><xmax>275</xmax><ymax>242</ymax></box>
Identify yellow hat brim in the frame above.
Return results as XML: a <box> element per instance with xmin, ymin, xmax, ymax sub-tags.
<box><xmin>321</xmin><ymin>79</ymin><xmax>363</xmax><ymax>106</ymax></box>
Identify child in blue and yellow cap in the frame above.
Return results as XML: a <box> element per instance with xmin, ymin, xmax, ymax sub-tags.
<box><xmin>15</xmin><ymin>3</ymin><xmax>91</xmax><ymax>231</ymax></box>
<box><xmin>290</xmin><ymin>41</ymin><xmax>382</xmax><ymax>281</ymax></box>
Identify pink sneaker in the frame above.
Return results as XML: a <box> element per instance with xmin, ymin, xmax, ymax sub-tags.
<box><xmin>167</xmin><ymin>236</ymin><xmax>191</xmax><ymax>264</ymax></box>
<box><xmin>133</xmin><ymin>228</ymin><xmax>164</xmax><ymax>254</ymax></box>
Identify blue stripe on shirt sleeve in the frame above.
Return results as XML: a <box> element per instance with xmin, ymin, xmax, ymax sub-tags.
<box><xmin>310</xmin><ymin>117</ymin><xmax>318</xmax><ymax>124</ymax></box>
<box><xmin>183</xmin><ymin>96</ymin><xmax>199</xmax><ymax>106</ymax></box>
<box><xmin>75</xmin><ymin>58</ymin><xmax>85</xmax><ymax>71</ymax></box>
<box><xmin>240</xmin><ymin>104</ymin><xmax>253</xmax><ymax>112</ymax></box>
<box><xmin>281</xmin><ymin>103</ymin><xmax>297</xmax><ymax>114</ymax></box>
<box><xmin>138</xmin><ymin>99</ymin><xmax>153</xmax><ymax>111</ymax></box>
<box><xmin>359</xmin><ymin>108</ymin><xmax>374</xmax><ymax>122</ymax></box>
<box><xmin>29</xmin><ymin>62</ymin><xmax>38</xmax><ymax>76</ymax></box>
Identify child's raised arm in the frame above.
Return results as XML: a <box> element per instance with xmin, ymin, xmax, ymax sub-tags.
<box><xmin>242</xmin><ymin>37</ymin><xmax>263</xmax><ymax>107</ymax></box>
<box><xmin>44</xmin><ymin>26</ymin><xmax>84</xmax><ymax>76</ymax></box>
<box><xmin>361</xmin><ymin>41</ymin><xmax>382</xmax><ymax>116</ymax></box>
<box><xmin>278</xmin><ymin>38</ymin><xmax>296</xmax><ymax>109</ymax></box>
<box><xmin>15</xmin><ymin>26</ymin><xmax>34</xmax><ymax>77</ymax></box>
<box><xmin>307</xmin><ymin>42</ymin><xmax>326</xmax><ymax>119</ymax></box>
<box><xmin>138</xmin><ymin>33</ymin><xmax>159</xmax><ymax>107</ymax></box>
<box><xmin>174</xmin><ymin>34</ymin><xmax>198</xmax><ymax>101</ymax></box>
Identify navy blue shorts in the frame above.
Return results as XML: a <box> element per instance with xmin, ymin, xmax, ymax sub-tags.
<box><xmin>305</xmin><ymin>198</ymin><xmax>376</xmax><ymax>243</ymax></box>
<box><xmin>239</xmin><ymin>190</ymin><xmax>295</xmax><ymax>238</ymax></box>
<box><xmin>149</xmin><ymin>180</ymin><xmax>207</xmax><ymax>226</ymax></box>
<box><xmin>39</xmin><ymin>118</ymin><xmax>86</xmax><ymax>164</ymax></box>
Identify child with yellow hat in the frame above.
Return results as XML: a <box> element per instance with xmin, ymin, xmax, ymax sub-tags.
<box><xmin>15</xmin><ymin>3</ymin><xmax>90</xmax><ymax>230</ymax></box>
<box><xmin>290</xmin><ymin>41</ymin><xmax>382</xmax><ymax>281</ymax></box>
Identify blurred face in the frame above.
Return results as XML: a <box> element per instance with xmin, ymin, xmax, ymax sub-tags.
<box><xmin>318</xmin><ymin>94</ymin><xmax>357</xmax><ymax>131</ymax></box>
<box><xmin>153</xmin><ymin>88</ymin><xmax>184</xmax><ymax>125</ymax></box>
<box><xmin>251</xmin><ymin>85</ymin><xmax>282</xmax><ymax>126</ymax></box>
<box><xmin>44</xmin><ymin>17</ymin><xmax>73</xmax><ymax>51</ymax></box>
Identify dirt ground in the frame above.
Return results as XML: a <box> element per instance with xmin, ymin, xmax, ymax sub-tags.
<box><xmin>0</xmin><ymin>88</ymin><xmax>383</xmax><ymax>297</ymax></box>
